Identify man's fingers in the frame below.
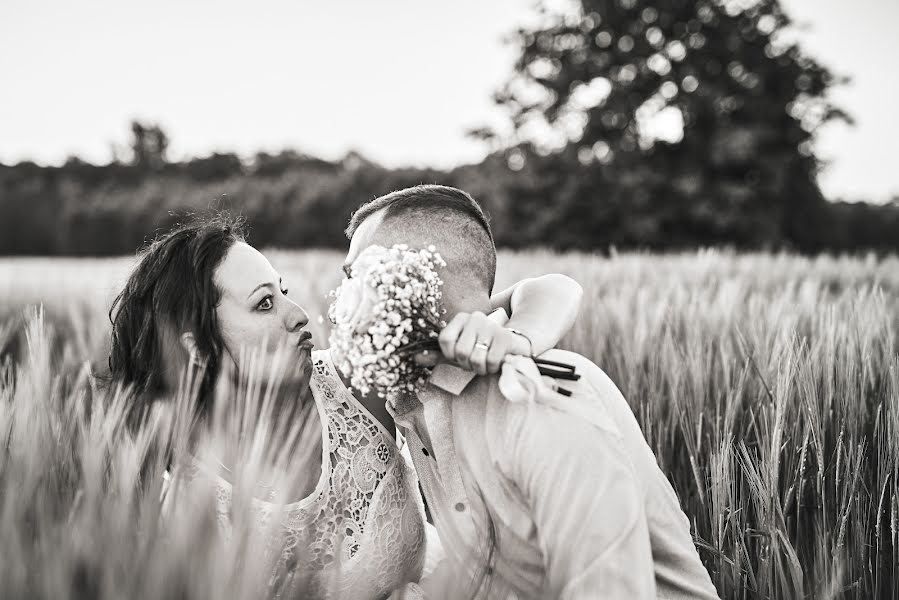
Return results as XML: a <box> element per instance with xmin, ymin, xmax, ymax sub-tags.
<box><xmin>454</xmin><ymin>321</ymin><xmax>480</xmax><ymax>372</ymax></box>
<box><xmin>485</xmin><ymin>341</ymin><xmax>505</xmax><ymax>374</ymax></box>
<box><xmin>456</xmin><ymin>311</ymin><xmax>492</xmax><ymax>372</ymax></box>
<box><xmin>438</xmin><ymin>313</ymin><xmax>468</xmax><ymax>363</ymax></box>
<box><xmin>470</xmin><ymin>339</ymin><xmax>491</xmax><ymax>375</ymax></box>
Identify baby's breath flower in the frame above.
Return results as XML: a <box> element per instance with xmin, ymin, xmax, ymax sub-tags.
<box><xmin>328</xmin><ymin>244</ymin><xmax>446</xmax><ymax>398</ymax></box>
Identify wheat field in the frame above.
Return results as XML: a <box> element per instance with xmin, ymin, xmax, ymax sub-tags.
<box><xmin>1</xmin><ymin>250</ymin><xmax>897</xmax><ymax>599</ymax></box>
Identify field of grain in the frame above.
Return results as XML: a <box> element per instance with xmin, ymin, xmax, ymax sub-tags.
<box><xmin>1</xmin><ymin>250</ymin><xmax>897</xmax><ymax>599</ymax></box>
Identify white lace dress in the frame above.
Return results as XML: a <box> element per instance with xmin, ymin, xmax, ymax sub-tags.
<box><xmin>166</xmin><ymin>350</ymin><xmax>428</xmax><ymax>600</ymax></box>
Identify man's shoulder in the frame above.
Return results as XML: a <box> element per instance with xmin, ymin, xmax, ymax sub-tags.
<box><xmin>537</xmin><ymin>349</ymin><xmax>624</xmax><ymax>398</ymax></box>
<box><xmin>450</xmin><ymin>349</ymin><xmax>624</xmax><ymax>434</ymax></box>
<box><xmin>476</xmin><ymin>354</ymin><xmax>637</xmax><ymax>479</ymax></box>
<box><xmin>476</xmin><ymin>351</ymin><xmax>622</xmax><ymax>435</ymax></box>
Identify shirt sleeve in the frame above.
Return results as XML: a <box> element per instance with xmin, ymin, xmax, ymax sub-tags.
<box><xmin>498</xmin><ymin>399</ymin><xmax>656</xmax><ymax>600</ymax></box>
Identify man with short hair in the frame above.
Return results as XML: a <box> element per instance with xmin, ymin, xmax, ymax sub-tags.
<box><xmin>344</xmin><ymin>185</ymin><xmax>719</xmax><ymax>599</ymax></box>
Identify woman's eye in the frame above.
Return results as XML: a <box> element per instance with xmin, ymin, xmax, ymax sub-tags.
<box><xmin>257</xmin><ymin>296</ymin><xmax>274</xmax><ymax>311</ymax></box>
<box><xmin>281</xmin><ymin>288</ymin><xmax>289</xmax><ymax>296</ymax></box>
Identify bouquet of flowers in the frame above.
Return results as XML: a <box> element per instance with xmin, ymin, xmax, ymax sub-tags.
<box><xmin>328</xmin><ymin>244</ymin><xmax>447</xmax><ymax>398</ymax></box>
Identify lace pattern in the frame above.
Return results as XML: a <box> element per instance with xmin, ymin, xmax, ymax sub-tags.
<box><xmin>171</xmin><ymin>350</ymin><xmax>426</xmax><ymax>600</ymax></box>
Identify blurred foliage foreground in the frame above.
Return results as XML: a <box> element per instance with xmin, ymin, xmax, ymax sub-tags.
<box><xmin>0</xmin><ymin>250</ymin><xmax>898</xmax><ymax>599</ymax></box>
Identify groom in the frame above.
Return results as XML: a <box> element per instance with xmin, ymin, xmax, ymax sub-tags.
<box><xmin>344</xmin><ymin>185</ymin><xmax>719</xmax><ymax>599</ymax></box>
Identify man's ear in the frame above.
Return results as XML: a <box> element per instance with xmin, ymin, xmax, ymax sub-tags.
<box><xmin>180</xmin><ymin>332</ymin><xmax>201</xmax><ymax>365</ymax></box>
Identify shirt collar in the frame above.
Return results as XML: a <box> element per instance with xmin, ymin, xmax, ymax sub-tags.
<box><xmin>427</xmin><ymin>308</ymin><xmax>510</xmax><ymax>396</ymax></box>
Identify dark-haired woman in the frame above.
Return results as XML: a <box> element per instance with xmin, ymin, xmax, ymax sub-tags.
<box><xmin>109</xmin><ymin>216</ymin><xmax>582</xmax><ymax>600</ymax></box>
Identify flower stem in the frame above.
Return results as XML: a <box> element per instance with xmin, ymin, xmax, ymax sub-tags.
<box><xmin>396</xmin><ymin>340</ymin><xmax>441</xmax><ymax>355</ymax></box>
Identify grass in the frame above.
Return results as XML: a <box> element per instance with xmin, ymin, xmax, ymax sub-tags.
<box><xmin>1</xmin><ymin>249</ymin><xmax>897</xmax><ymax>599</ymax></box>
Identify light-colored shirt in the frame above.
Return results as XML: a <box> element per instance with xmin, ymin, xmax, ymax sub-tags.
<box><xmin>389</xmin><ymin>315</ymin><xmax>719</xmax><ymax>599</ymax></box>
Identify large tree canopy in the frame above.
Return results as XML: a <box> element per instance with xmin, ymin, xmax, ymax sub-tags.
<box><xmin>490</xmin><ymin>0</ymin><xmax>850</xmax><ymax>250</ymax></box>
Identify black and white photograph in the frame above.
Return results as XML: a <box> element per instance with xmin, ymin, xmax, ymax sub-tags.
<box><xmin>1</xmin><ymin>0</ymin><xmax>897</xmax><ymax>598</ymax></box>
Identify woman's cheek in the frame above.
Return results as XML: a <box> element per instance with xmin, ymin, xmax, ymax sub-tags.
<box><xmin>224</xmin><ymin>309</ymin><xmax>286</xmax><ymax>354</ymax></box>
<box><xmin>257</xmin><ymin>315</ymin><xmax>287</xmax><ymax>352</ymax></box>
<box><xmin>226</xmin><ymin>320</ymin><xmax>264</xmax><ymax>353</ymax></box>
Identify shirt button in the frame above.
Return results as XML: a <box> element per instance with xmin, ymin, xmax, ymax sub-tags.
<box><xmin>454</xmin><ymin>502</ymin><xmax>465</xmax><ymax>512</ymax></box>
<box><xmin>421</xmin><ymin>447</ymin><xmax>430</xmax><ymax>457</ymax></box>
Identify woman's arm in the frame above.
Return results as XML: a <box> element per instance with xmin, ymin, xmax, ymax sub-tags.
<box><xmin>490</xmin><ymin>274</ymin><xmax>583</xmax><ymax>356</ymax></box>
<box><xmin>436</xmin><ymin>274</ymin><xmax>583</xmax><ymax>374</ymax></box>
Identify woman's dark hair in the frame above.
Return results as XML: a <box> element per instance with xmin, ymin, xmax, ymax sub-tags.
<box><xmin>108</xmin><ymin>213</ymin><xmax>246</xmax><ymax>416</ymax></box>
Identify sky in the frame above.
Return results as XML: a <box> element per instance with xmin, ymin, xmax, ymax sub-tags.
<box><xmin>0</xmin><ymin>0</ymin><xmax>896</xmax><ymax>202</ymax></box>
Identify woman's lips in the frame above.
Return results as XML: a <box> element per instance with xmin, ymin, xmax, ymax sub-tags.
<box><xmin>296</xmin><ymin>331</ymin><xmax>314</xmax><ymax>349</ymax></box>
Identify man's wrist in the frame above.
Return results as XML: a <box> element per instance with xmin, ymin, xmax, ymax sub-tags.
<box><xmin>506</xmin><ymin>327</ymin><xmax>534</xmax><ymax>357</ymax></box>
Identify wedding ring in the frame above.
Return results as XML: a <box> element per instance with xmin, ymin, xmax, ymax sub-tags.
<box><xmin>473</xmin><ymin>341</ymin><xmax>490</xmax><ymax>352</ymax></box>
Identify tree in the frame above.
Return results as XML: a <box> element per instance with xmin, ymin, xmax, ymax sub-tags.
<box><xmin>491</xmin><ymin>0</ymin><xmax>849</xmax><ymax>250</ymax></box>
<box><xmin>184</xmin><ymin>153</ymin><xmax>244</xmax><ymax>181</ymax></box>
<box><xmin>129</xmin><ymin>121</ymin><xmax>169</xmax><ymax>171</ymax></box>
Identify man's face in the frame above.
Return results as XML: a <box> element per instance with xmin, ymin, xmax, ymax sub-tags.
<box><xmin>343</xmin><ymin>210</ymin><xmax>386</xmax><ymax>278</ymax></box>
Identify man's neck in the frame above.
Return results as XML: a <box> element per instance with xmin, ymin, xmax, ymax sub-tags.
<box><xmin>442</xmin><ymin>294</ymin><xmax>492</xmax><ymax>321</ymax></box>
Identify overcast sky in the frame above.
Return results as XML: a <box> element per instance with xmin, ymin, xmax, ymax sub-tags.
<box><xmin>1</xmin><ymin>0</ymin><xmax>896</xmax><ymax>202</ymax></box>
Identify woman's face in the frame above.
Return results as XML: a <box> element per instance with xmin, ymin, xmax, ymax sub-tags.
<box><xmin>213</xmin><ymin>242</ymin><xmax>313</xmax><ymax>383</ymax></box>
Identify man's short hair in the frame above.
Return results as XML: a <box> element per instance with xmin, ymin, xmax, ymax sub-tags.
<box><xmin>346</xmin><ymin>184</ymin><xmax>497</xmax><ymax>292</ymax></box>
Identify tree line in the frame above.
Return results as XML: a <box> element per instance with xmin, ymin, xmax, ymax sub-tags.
<box><xmin>1</xmin><ymin>143</ymin><xmax>894</xmax><ymax>256</ymax></box>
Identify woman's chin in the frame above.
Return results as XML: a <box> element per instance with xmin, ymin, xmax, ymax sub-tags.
<box><xmin>298</xmin><ymin>350</ymin><xmax>313</xmax><ymax>376</ymax></box>
<box><xmin>288</xmin><ymin>345</ymin><xmax>314</xmax><ymax>381</ymax></box>
<box><xmin>238</xmin><ymin>343</ymin><xmax>314</xmax><ymax>389</ymax></box>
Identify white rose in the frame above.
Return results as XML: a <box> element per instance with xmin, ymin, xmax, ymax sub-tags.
<box><xmin>350</xmin><ymin>245</ymin><xmax>389</xmax><ymax>278</ymax></box>
<box><xmin>350</xmin><ymin>280</ymin><xmax>379</xmax><ymax>333</ymax></box>
<box><xmin>331</xmin><ymin>246</ymin><xmax>391</xmax><ymax>332</ymax></box>
<box><xmin>331</xmin><ymin>275</ymin><xmax>363</xmax><ymax>325</ymax></box>
<box><xmin>333</xmin><ymin>276</ymin><xmax>381</xmax><ymax>334</ymax></box>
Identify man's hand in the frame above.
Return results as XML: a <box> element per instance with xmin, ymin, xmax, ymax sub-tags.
<box><xmin>418</xmin><ymin>311</ymin><xmax>532</xmax><ymax>375</ymax></box>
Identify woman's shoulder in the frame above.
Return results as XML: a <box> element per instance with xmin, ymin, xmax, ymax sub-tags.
<box><xmin>309</xmin><ymin>348</ymin><xmax>345</xmax><ymax>404</ymax></box>
<box><xmin>311</xmin><ymin>348</ymin><xmax>329</xmax><ymax>372</ymax></box>
<box><xmin>311</xmin><ymin>348</ymin><xmax>342</xmax><ymax>385</ymax></box>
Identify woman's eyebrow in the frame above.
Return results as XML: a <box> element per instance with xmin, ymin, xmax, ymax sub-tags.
<box><xmin>246</xmin><ymin>282</ymin><xmax>273</xmax><ymax>299</ymax></box>
<box><xmin>246</xmin><ymin>277</ymin><xmax>282</xmax><ymax>299</ymax></box>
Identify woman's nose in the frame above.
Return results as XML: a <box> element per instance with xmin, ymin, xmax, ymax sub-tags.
<box><xmin>285</xmin><ymin>300</ymin><xmax>310</xmax><ymax>332</ymax></box>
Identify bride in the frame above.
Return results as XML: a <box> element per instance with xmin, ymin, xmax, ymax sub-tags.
<box><xmin>108</xmin><ymin>214</ymin><xmax>582</xmax><ymax>599</ymax></box>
